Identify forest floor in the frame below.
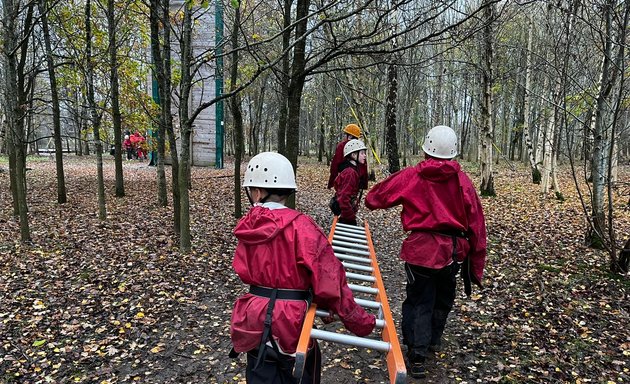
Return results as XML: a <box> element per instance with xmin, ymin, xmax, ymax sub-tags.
<box><xmin>0</xmin><ymin>154</ymin><xmax>629</xmax><ymax>384</ymax></box>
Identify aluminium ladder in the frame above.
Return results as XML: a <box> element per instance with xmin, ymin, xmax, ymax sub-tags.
<box><xmin>293</xmin><ymin>217</ymin><xmax>406</xmax><ymax>383</ymax></box>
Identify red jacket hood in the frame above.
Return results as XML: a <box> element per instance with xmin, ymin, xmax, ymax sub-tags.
<box><xmin>233</xmin><ymin>205</ymin><xmax>301</xmax><ymax>245</ymax></box>
<box><xmin>417</xmin><ymin>158</ymin><xmax>461</xmax><ymax>182</ymax></box>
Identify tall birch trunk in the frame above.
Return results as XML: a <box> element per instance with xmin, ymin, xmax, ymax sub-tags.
<box><xmin>479</xmin><ymin>0</ymin><xmax>495</xmax><ymax>196</ymax></box>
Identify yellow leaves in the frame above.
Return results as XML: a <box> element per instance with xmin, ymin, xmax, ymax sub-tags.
<box><xmin>150</xmin><ymin>344</ymin><xmax>165</xmax><ymax>353</ymax></box>
<box><xmin>33</xmin><ymin>300</ymin><xmax>46</xmax><ymax>310</ymax></box>
<box><xmin>134</xmin><ymin>312</ymin><xmax>145</xmax><ymax>319</ymax></box>
<box><xmin>32</xmin><ymin>339</ymin><xmax>46</xmax><ymax>347</ymax></box>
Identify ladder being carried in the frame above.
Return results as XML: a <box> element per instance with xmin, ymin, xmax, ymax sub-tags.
<box><xmin>293</xmin><ymin>217</ymin><xmax>407</xmax><ymax>383</ymax></box>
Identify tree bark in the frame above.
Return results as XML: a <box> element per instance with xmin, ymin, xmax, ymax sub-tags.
<box><xmin>3</xmin><ymin>0</ymin><xmax>33</xmax><ymax>240</ymax></box>
<box><xmin>107</xmin><ymin>0</ymin><xmax>125</xmax><ymax>197</ymax></box>
<box><xmin>85</xmin><ymin>0</ymin><xmax>107</xmax><ymax>221</ymax></box>
<box><xmin>38</xmin><ymin>0</ymin><xmax>67</xmax><ymax>204</ymax></box>
<box><xmin>385</xmin><ymin>62</ymin><xmax>400</xmax><ymax>174</ymax></box>
<box><xmin>230</xmin><ymin>1</ymin><xmax>244</xmax><ymax>219</ymax></box>
<box><xmin>277</xmin><ymin>0</ymin><xmax>292</xmax><ymax>154</ymax></box>
<box><xmin>479</xmin><ymin>0</ymin><xmax>495</xmax><ymax>196</ymax></box>
<box><xmin>284</xmin><ymin>0</ymin><xmax>310</xmax><ymax>209</ymax></box>
<box><xmin>149</xmin><ymin>0</ymin><xmax>169</xmax><ymax>207</ymax></box>
<box><xmin>177</xmin><ymin>2</ymin><xmax>194</xmax><ymax>251</ymax></box>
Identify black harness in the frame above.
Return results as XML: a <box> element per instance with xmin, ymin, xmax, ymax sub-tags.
<box><xmin>230</xmin><ymin>285</ymin><xmax>312</xmax><ymax>371</ymax></box>
<box><xmin>434</xmin><ymin>229</ymin><xmax>474</xmax><ymax>297</ymax></box>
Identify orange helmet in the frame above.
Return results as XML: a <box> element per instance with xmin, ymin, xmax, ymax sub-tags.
<box><xmin>343</xmin><ymin>123</ymin><xmax>361</xmax><ymax>138</ymax></box>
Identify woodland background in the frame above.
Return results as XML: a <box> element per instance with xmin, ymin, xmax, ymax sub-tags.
<box><xmin>1</xmin><ymin>0</ymin><xmax>630</xmax><ymax>382</ymax></box>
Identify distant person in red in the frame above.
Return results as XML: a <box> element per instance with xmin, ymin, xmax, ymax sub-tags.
<box><xmin>332</xmin><ymin>139</ymin><xmax>367</xmax><ymax>226</ymax></box>
<box><xmin>123</xmin><ymin>134</ymin><xmax>133</xmax><ymax>160</ymax></box>
<box><xmin>328</xmin><ymin>123</ymin><xmax>368</xmax><ymax>190</ymax></box>
<box><xmin>130</xmin><ymin>132</ymin><xmax>146</xmax><ymax>160</ymax></box>
<box><xmin>230</xmin><ymin>152</ymin><xmax>375</xmax><ymax>384</ymax></box>
<box><xmin>365</xmin><ymin>125</ymin><xmax>487</xmax><ymax>379</ymax></box>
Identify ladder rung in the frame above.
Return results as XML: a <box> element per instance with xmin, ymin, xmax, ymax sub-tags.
<box><xmin>346</xmin><ymin>272</ymin><xmax>376</xmax><ymax>283</ymax></box>
<box><xmin>335</xmin><ymin>222</ymin><xmax>366</xmax><ymax>232</ymax></box>
<box><xmin>348</xmin><ymin>283</ymin><xmax>378</xmax><ymax>295</ymax></box>
<box><xmin>333</xmin><ymin>234</ymin><xmax>368</xmax><ymax>244</ymax></box>
<box><xmin>315</xmin><ymin>309</ymin><xmax>385</xmax><ymax>328</ymax></box>
<box><xmin>342</xmin><ymin>261</ymin><xmax>373</xmax><ymax>272</ymax></box>
<box><xmin>332</xmin><ymin>239</ymin><xmax>369</xmax><ymax>250</ymax></box>
<box><xmin>335</xmin><ymin>253</ymin><xmax>372</xmax><ymax>264</ymax></box>
<box><xmin>310</xmin><ymin>329</ymin><xmax>390</xmax><ymax>352</ymax></box>
<box><xmin>334</xmin><ymin>229</ymin><xmax>367</xmax><ymax>239</ymax></box>
<box><xmin>355</xmin><ymin>297</ymin><xmax>381</xmax><ymax>310</ymax></box>
<box><xmin>332</xmin><ymin>245</ymin><xmax>370</xmax><ymax>256</ymax></box>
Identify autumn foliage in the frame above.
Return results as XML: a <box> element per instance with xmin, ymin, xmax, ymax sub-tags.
<box><xmin>0</xmin><ymin>156</ymin><xmax>628</xmax><ymax>383</ymax></box>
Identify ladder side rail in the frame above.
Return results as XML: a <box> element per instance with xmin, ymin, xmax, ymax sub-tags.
<box><xmin>293</xmin><ymin>303</ymin><xmax>318</xmax><ymax>379</ymax></box>
<box><xmin>364</xmin><ymin>221</ymin><xmax>407</xmax><ymax>383</ymax></box>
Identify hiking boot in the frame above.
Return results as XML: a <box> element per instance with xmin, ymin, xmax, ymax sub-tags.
<box><xmin>407</xmin><ymin>355</ymin><xmax>426</xmax><ymax>379</ymax></box>
<box><xmin>428</xmin><ymin>343</ymin><xmax>442</xmax><ymax>352</ymax></box>
<box><xmin>408</xmin><ymin>361</ymin><xmax>426</xmax><ymax>379</ymax></box>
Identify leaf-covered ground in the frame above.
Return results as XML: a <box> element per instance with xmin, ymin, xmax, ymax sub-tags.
<box><xmin>0</xmin><ymin>155</ymin><xmax>629</xmax><ymax>384</ymax></box>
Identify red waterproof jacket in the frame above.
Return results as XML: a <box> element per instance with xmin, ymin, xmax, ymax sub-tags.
<box><xmin>230</xmin><ymin>204</ymin><xmax>375</xmax><ymax>354</ymax></box>
<box><xmin>328</xmin><ymin>140</ymin><xmax>368</xmax><ymax>189</ymax></box>
<box><xmin>365</xmin><ymin>158</ymin><xmax>486</xmax><ymax>283</ymax></box>
<box><xmin>333</xmin><ymin>164</ymin><xmax>360</xmax><ymax>223</ymax></box>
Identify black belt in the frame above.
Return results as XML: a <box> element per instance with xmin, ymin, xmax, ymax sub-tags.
<box><xmin>435</xmin><ymin>229</ymin><xmax>468</xmax><ymax>239</ymax></box>
<box><xmin>249</xmin><ymin>285</ymin><xmax>311</xmax><ymax>301</ymax></box>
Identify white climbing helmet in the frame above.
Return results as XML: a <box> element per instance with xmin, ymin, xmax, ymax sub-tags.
<box><xmin>243</xmin><ymin>152</ymin><xmax>297</xmax><ymax>190</ymax></box>
<box><xmin>343</xmin><ymin>139</ymin><xmax>367</xmax><ymax>158</ymax></box>
<box><xmin>422</xmin><ymin>125</ymin><xmax>458</xmax><ymax>159</ymax></box>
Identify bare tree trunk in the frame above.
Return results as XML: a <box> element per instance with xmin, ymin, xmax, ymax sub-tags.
<box><xmin>3</xmin><ymin>0</ymin><xmax>33</xmax><ymax>240</ymax></box>
<box><xmin>230</xmin><ymin>1</ymin><xmax>244</xmax><ymax>218</ymax></box>
<box><xmin>107</xmin><ymin>0</ymin><xmax>125</xmax><ymax>197</ymax></box>
<box><xmin>385</xmin><ymin>61</ymin><xmax>400</xmax><ymax>174</ymax></box>
<box><xmin>85</xmin><ymin>0</ymin><xmax>107</xmax><ymax>221</ymax></box>
<box><xmin>522</xmin><ymin>17</ymin><xmax>539</xmax><ymax>183</ymax></box>
<box><xmin>587</xmin><ymin>0</ymin><xmax>625</xmax><ymax>249</ymax></box>
<box><xmin>149</xmin><ymin>0</ymin><xmax>169</xmax><ymax>207</ymax></box>
<box><xmin>284</xmin><ymin>0</ymin><xmax>310</xmax><ymax>209</ymax></box>
<box><xmin>38</xmin><ymin>0</ymin><xmax>66</xmax><ymax>204</ymax></box>
<box><xmin>277</xmin><ymin>0</ymin><xmax>292</xmax><ymax>153</ymax></box>
<box><xmin>479</xmin><ymin>0</ymin><xmax>495</xmax><ymax>196</ymax></box>
<box><xmin>177</xmin><ymin>3</ymin><xmax>194</xmax><ymax>252</ymax></box>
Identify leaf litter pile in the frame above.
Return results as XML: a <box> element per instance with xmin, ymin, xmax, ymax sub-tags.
<box><xmin>0</xmin><ymin>156</ymin><xmax>629</xmax><ymax>383</ymax></box>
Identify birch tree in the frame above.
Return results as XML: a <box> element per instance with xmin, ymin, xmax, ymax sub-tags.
<box><xmin>479</xmin><ymin>0</ymin><xmax>495</xmax><ymax>196</ymax></box>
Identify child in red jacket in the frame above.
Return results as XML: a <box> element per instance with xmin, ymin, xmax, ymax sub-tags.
<box><xmin>333</xmin><ymin>139</ymin><xmax>367</xmax><ymax>226</ymax></box>
<box><xmin>328</xmin><ymin>123</ymin><xmax>369</xmax><ymax>190</ymax></box>
<box><xmin>365</xmin><ymin>125</ymin><xmax>487</xmax><ymax>379</ymax></box>
<box><xmin>230</xmin><ymin>152</ymin><xmax>375</xmax><ymax>384</ymax></box>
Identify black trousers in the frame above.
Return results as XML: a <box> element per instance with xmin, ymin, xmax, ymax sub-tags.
<box><xmin>401</xmin><ymin>262</ymin><xmax>459</xmax><ymax>361</ymax></box>
<box><xmin>246</xmin><ymin>342</ymin><xmax>321</xmax><ymax>384</ymax></box>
